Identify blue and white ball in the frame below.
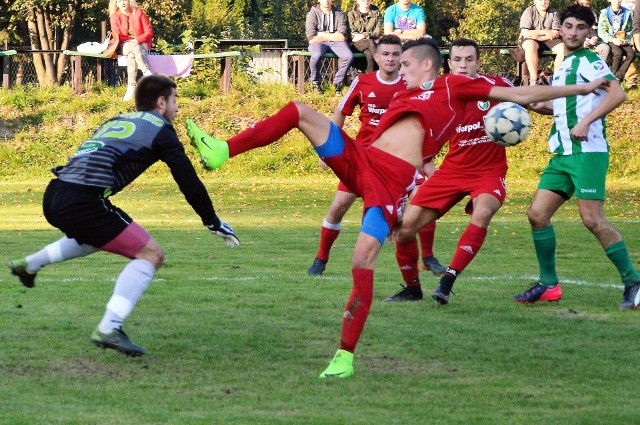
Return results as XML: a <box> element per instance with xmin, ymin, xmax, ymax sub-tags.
<box><xmin>483</xmin><ymin>102</ymin><xmax>531</xmax><ymax>147</ymax></box>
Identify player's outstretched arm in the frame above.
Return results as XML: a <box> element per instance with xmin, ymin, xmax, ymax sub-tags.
<box><xmin>488</xmin><ymin>77</ymin><xmax>612</xmax><ymax>105</ymax></box>
<box><xmin>570</xmin><ymin>81</ymin><xmax>626</xmax><ymax>141</ymax></box>
<box><xmin>206</xmin><ymin>221</ymin><xmax>240</xmax><ymax>248</ymax></box>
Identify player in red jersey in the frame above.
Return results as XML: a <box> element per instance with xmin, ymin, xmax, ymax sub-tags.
<box><xmin>387</xmin><ymin>38</ymin><xmax>513</xmax><ymax>305</ymax></box>
<box><xmin>186</xmin><ymin>38</ymin><xmax>611</xmax><ymax>378</ymax></box>
<box><xmin>307</xmin><ymin>34</ymin><xmax>446</xmax><ymax>286</ymax></box>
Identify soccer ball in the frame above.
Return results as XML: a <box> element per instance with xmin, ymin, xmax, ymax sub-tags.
<box><xmin>483</xmin><ymin>102</ymin><xmax>531</xmax><ymax>147</ymax></box>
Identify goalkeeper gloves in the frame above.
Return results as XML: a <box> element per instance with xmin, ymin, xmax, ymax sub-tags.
<box><xmin>206</xmin><ymin>221</ymin><xmax>240</xmax><ymax>248</ymax></box>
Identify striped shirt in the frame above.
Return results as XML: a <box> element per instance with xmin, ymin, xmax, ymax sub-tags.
<box><xmin>548</xmin><ymin>48</ymin><xmax>616</xmax><ymax>155</ymax></box>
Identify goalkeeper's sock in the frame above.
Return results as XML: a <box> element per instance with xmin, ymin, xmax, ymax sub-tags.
<box><xmin>25</xmin><ymin>236</ymin><xmax>98</xmax><ymax>273</ymax></box>
<box><xmin>532</xmin><ymin>226</ymin><xmax>558</xmax><ymax>286</ymax></box>
<box><xmin>226</xmin><ymin>101</ymin><xmax>300</xmax><ymax>157</ymax></box>
<box><xmin>605</xmin><ymin>240</ymin><xmax>640</xmax><ymax>284</ymax></box>
<box><xmin>99</xmin><ymin>259</ymin><xmax>155</xmax><ymax>333</ymax></box>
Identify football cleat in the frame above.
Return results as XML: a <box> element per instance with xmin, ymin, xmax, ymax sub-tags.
<box><xmin>8</xmin><ymin>259</ymin><xmax>36</xmax><ymax>288</ymax></box>
<box><xmin>319</xmin><ymin>349</ymin><xmax>354</xmax><ymax>378</ymax></box>
<box><xmin>514</xmin><ymin>282</ymin><xmax>562</xmax><ymax>304</ymax></box>
<box><xmin>307</xmin><ymin>258</ymin><xmax>328</xmax><ymax>276</ymax></box>
<box><xmin>422</xmin><ymin>256</ymin><xmax>447</xmax><ymax>275</ymax></box>
<box><xmin>91</xmin><ymin>327</ymin><xmax>145</xmax><ymax>357</ymax></box>
<box><xmin>384</xmin><ymin>284</ymin><xmax>423</xmax><ymax>302</ymax></box>
<box><xmin>431</xmin><ymin>274</ymin><xmax>456</xmax><ymax>305</ymax></box>
<box><xmin>619</xmin><ymin>282</ymin><xmax>640</xmax><ymax>310</ymax></box>
<box><xmin>185</xmin><ymin>119</ymin><xmax>229</xmax><ymax>170</ymax></box>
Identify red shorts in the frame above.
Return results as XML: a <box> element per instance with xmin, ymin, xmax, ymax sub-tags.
<box><xmin>411</xmin><ymin>171</ymin><xmax>507</xmax><ymax>215</ymax></box>
<box><xmin>323</xmin><ymin>131</ymin><xmax>417</xmax><ymax>229</ymax></box>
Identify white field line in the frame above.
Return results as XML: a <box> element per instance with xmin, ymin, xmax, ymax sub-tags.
<box><xmin>0</xmin><ymin>274</ymin><xmax>625</xmax><ymax>290</ymax></box>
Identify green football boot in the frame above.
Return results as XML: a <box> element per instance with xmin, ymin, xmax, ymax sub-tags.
<box><xmin>319</xmin><ymin>349</ymin><xmax>354</xmax><ymax>379</ymax></box>
<box><xmin>91</xmin><ymin>327</ymin><xmax>145</xmax><ymax>357</ymax></box>
<box><xmin>185</xmin><ymin>119</ymin><xmax>229</xmax><ymax>171</ymax></box>
<box><xmin>8</xmin><ymin>259</ymin><xmax>36</xmax><ymax>288</ymax></box>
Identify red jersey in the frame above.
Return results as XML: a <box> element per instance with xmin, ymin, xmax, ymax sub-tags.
<box><xmin>338</xmin><ymin>71</ymin><xmax>406</xmax><ymax>147</ymax></box>
<box><xmin>439</xmin><ymin>74</ymin><xmax>512</xmax><ymax>176</ymax></box>
<box><xmin>372</xmin><ymin>73</ymin><xmax>494</xmax><ymax>163</ymax></box>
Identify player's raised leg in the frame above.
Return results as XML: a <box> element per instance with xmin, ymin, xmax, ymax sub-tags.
<box><xmin>186</xmin><ymin>101</ymin><xmax>332</xmax><ymax>171</ymax></box>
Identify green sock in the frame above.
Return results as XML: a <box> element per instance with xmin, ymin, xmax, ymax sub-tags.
<box><xmin>605</xmin><ymin>240</ymin><xmax>640</xmax><ymax>285</ymax></box>
<box><xmin>533</xmin><ymin>226</ymin><xmax>558</xmax><ymax>286</ymax></box>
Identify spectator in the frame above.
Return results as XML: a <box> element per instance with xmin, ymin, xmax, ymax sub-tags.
<box><xmin>621</xmin><ymin>0</ymin><xmax>637</xmax><ymax>89</ymax></box>
<box><xmin>634</xmin><ymin>0</ymin><xmax>640</xmax><ymax>54</ymax></box>
<box><xmin>305</xmin><ymin>0</ymin><xmax>354</xmax><ymax>91</ymax></box>
<box><xmin>519</xmin><ymin>0</ymin><xmax>566</xmax><ymax>85</ymax></box>
<box><xmin>109</xmin><ymin>0</ymin><xmax>153</xmax><ymax>101</ymax></box>
<box><xmin>577</xmin><ymin>0</ymin><xmax>611</xmax><ymax>61</ymax></box>
<box><xmin>383</xmin><ymin>0</ymin><xmax>428</xmax><ymax>41</ymax></box>
<box><xmin>347</xmin><ymin>0</ymin><xmax>383</xmax><ymax>73</ymax></box>
<box><xmin>598</xmin><ymin>0</ymin><xmax>634</xmax><ymax>82</ymax></box>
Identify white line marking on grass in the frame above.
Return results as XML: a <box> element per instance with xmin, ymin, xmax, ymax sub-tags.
<box><xmin>468</xmin><ymin>274</ymin><xmax>624</xmax><ymax>290</ymax></box>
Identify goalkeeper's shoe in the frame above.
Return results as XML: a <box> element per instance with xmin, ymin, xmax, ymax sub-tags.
<box><xmin>319</xmin><ymin>349</ymin><xmax>354</xmax><ymax>379</ymax></box>
<box><xmin>514</xmin><ymin>282</ymin><xmax>562</xmax><ymax>304</ymax></box>
<box><xmin>185</xmin><ymin>119</ymin><xmax>229</xmax><ymax>170</ymax></box>
<box><xmin>619</xmin><ymin>282</ymin><xmax>640</xmax><ymax>310</ymax></box>
<box><xmin>91</xmin><ymin>327</ymin><xmax>145</xmax><ymax>357</ymax></box>
<box><xmin>8</xmin><ymin>259</ymin><xmax>36</xmax><ymax>288</ymax></box>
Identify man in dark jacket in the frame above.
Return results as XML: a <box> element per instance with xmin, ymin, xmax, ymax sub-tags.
<box><xmin>306</xmin><ymin>0</ymin><xmax>354</xmax><ymax>90</ymax></box>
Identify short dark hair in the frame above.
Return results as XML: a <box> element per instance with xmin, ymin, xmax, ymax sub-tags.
<box><xmin>449</xmin><ymin>38</ymin><xmax>480</xmax><ymax>61</ymax></box>
<box><xmin>560</xmin><ymin>4</ymin><xmax>595</xmax><ymax>27</ymax></box>
<box><xmin>135</xmin><ymin>75</ymin><xmax>177</xmax><ymax>111</ymax></box>
<box><xmin>377</xmin><ymin>34</ymin><xmax>402</xmax><ymax>48</ymax></box>
<box><xmin>402</xmin><ymin>37</ymin><xmax>442</xmax><ymax>69</ymax></box>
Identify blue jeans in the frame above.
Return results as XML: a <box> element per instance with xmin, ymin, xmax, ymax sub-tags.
<box><xmin>308</xmin><ymin>41</ymin><xmax>354</xmax><ymax>85</ymax></box>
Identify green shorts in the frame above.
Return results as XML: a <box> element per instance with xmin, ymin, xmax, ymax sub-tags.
<box><xmin>538</xmin><ymin>152</ymin><xmax>609</xmax><ymax>201</ymax></box>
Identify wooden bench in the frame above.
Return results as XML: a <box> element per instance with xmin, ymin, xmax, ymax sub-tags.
<box><xmin>0</xmin><ymin>50</ymin><xmax>17</xmax><ymax>89</ymax></box>
<box><xmin>63</xmin><ymin>50</ymin><xmax>241</xmax><ymax>94</ymax></box>
<box><xmin>287</xmin><ymin>49</ymin><xmax>451</xmax><ymax>93</ymax></box>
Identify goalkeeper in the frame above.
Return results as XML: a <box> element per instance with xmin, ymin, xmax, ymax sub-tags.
<box><xmin>8</xmin><ymin>75</ymin><xmax>238</xmax><ymax>357</ymax></box>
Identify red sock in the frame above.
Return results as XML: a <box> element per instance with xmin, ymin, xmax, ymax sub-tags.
<box><xmin>316</xmin><ymin>226</ymin><xmax>340</xmax><ymax>261</ymax></box>
<box><xmin>339</xmin><ymin>268</ymin><xmax>374</xmax><ymax>353</ymax></box>
<box><xmin>449</xmin><ymin>224</ymin><xmax>488</xmax><ymax>273</ymax></box>
<box><xmin>418</xmin><ymin>221</ymin><xmax>436</xmax><ymax>258</ymax></box>
<box><xmin>226</xmin><ymin>101</ymin><xmax>300</xmax><ymax>158</ymax></box>
<box><xmin>396</xmin><ymin>238</ymin><xmax>420</xmax><ymax>284</ymax></box>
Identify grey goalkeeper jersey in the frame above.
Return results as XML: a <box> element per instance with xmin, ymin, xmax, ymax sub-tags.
<box><xmin>53</xmin><ymin>111</ymin><xmax>220</xmax><ymax>227</ymax></box>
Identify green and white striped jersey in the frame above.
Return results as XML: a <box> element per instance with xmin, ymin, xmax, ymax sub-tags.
<box><xmin>548</xmin><ymin>48</ymin><xmax>616</xmax><ymax>155</ymax></box>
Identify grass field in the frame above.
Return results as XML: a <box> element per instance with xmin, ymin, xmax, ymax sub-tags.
<box><xmin>1</xmin><ymin>175</ymin><xmax>640</xmax><ymax>425</ymax></box>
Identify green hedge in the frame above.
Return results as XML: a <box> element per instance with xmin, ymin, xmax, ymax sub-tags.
<box><xmin>1</xmin><ymin>78</ymin><xmax>639</xmax><ymax>185</ymax></box>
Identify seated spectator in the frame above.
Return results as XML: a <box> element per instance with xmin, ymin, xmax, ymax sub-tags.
<box><xmin>109</xmin><ymin>0</ymin><xmax>153</xmax><ymax>101</ymax></box>
<box><xmin>634</xmin><ymin>0</ymin><xmax>640</xmax><ymax>55</ymax></box>
<box><xmin>598</xmin><ymin>0</ymin><xmax>634</xmax><ymax>82</ymax></box>
<box><xmin>577</xmin><ymin>0</ymin><xmax>611</xmax><ymax>61</ymax></box>
<box><xmin>622</xmin><ymin>0</ymin><xmax>637</xmax><ymax>88</ymax></box>
<box><xmin>519</xmin><ymin>0</ymin><xmax>565</xmax><ymax>85</ymax></box>
<box><xmin>305</xmin><ymin>0</ymin><xmax>354</xmax><ymax>91</ymax></box>
<box><xmin>347</xmin><ymin>0</ymin><xmax>383</xmax><ymax>73</ymax></box>
<box><xmin>383</xmin><ymin>0</ymin><xmax>428</xmax><ymax>41</ymax></box>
